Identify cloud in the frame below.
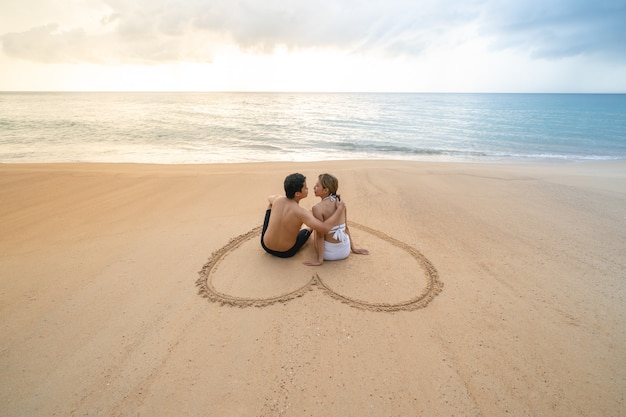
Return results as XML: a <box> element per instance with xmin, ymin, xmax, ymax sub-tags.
<box><xmin>0</xmin><ymin>23</ymin><xmax>197</xmax><ymax>64</ymax></box>
<box><xmin>479</xmin><ymin>0</ymin><xmax>626</xmax><ymax>60</ymax></box>
<box><xmin>1</xmin><ymin>0</ymin><xmax>483</xmax><ymax>63</ymax></box>
<box><xmin>1</xmin><ymin>0</ymin><xmax>624</xmax><ymax>64</ymax></box>
<box><xmin>1</xmin><ymin>24</ymin><xmax>80</xmax><ymax>63</ymax></box>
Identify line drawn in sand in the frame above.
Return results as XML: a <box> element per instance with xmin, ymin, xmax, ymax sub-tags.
<box><xmin>196</xmin><ymin>223</ymin><xmax>442</xmax><ymax>312</ymax></box>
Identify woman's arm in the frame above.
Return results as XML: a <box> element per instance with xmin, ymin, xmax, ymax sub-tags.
<box><xmin>304</xmin><ymin>205</ymin><xmax>326</xmax><ymax>266</ymax></box>
<box><xmin>345</xmin><ymin>206</ymin><xmax>369</xmax><ymax>255</ymax></box>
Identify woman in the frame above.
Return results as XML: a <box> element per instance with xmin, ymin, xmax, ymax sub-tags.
<box><xmin>304</xmin><ymin>173</ymin><xmax>369</xmax><ymax>266</ymax></box>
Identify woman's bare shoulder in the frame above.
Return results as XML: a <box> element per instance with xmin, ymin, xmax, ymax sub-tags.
<box><xmin>313</xmin><ymin>200</ymin><xmax>335</xmax><ymax>218</ymax></box>
<box><xmin>311</xmin><ymin>202</ymin><xmax>324</xmax><ymax>213</ymax></box>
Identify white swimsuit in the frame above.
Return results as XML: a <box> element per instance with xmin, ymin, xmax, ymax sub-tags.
<box><xmin>324</xmin><ymin>223</ymin><xmax>351</xmax><ymax>261</ymax></box>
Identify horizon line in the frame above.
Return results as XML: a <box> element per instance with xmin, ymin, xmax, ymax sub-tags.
<box><xmin>1</xmin><ymin>90</ymin><xmax>625</xmax><ymax>94</ymax></box>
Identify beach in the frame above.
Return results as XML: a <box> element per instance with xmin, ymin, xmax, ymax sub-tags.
<box><xmin>1</xmin><ymin>160</ymin><xmax>625</xmax><ymax>416</ymax></box>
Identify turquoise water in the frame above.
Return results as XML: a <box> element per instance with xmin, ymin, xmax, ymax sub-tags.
<box><xmin>1</xmin><ymin>92</ymin><xmax>625</xmax><ymax>163</ymax></box>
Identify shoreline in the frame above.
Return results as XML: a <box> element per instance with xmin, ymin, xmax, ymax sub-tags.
<box><xmin>1</xmin><ymin>160</ymin><xmax>625</xmax><ymax>416</ymax></box>
<box><xmin>2</xmin><ymin>154</ymin><xmax>625</xmax><ymax>166</ymax></box>
<box><xmin>2</xmin><ymin>156</ymin><xmax>625</xmax><ymax>167</ymax></box>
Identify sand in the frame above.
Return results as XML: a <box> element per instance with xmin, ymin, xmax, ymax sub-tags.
<box><xmin>1</xmin><ymin>160</ymin><xmax>625</xmax><ymax>416</ymax></box>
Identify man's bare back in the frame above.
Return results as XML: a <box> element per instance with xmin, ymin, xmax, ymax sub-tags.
<box><xmin>263</xmin><ymin>195</ymin><xmax>310</xmax><ymax>252</ymax></box>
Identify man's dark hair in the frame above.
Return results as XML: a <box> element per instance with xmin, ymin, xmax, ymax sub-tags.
<box><xmin>284</xmin><ymin>173</ymin><xmax>306</xmax><ymax>199</ymax></box>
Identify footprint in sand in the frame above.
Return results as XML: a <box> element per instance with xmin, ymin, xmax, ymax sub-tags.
<box><xmin>196</xmin><ymin>223</ymin><xmax>442</xmax><ymax>312</ymax></box>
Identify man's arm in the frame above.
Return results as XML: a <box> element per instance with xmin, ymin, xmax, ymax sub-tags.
<box><xmin>299</xmin><ymin>202</ymin><xmax>345</xmax><ymax>234</ymax></box>
<box><xmin>267</xmin><ymin>194</ymin><xmax>281</xmax><ymax>208</ymax></box>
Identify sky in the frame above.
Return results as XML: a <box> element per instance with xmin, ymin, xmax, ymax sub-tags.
<box><xmin>1</xmin><ymin>0</ymin><xmax>625</xmax><ymax>92</ymax></box>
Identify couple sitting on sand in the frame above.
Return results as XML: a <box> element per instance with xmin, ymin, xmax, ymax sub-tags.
<box><xmin>261</xmin><ymin>172</ymin><xmax>369</xmax><ymax>265</ymax></box>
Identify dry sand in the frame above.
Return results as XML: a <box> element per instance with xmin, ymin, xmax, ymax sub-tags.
<box><xmin>1</xmin><ymin>160</ymin><xmax>625</xmax><ymax>416</ymax></box>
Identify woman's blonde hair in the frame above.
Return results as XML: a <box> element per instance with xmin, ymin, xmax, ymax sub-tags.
<box><xmin>319</xmin><ymin>173</ymin><xmax>340</xmax><ymax>201</ymax></box>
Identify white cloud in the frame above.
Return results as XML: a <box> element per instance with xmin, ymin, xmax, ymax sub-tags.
<box><xmin>4</xmin><ymin>0</ymin><xmax>625</xmax><ymax>64</ymax></box>
<box><xmin>1</xmin><ymin>0</ymin><xmax>486</xmax><ymax>64</ymax></box>
<box><xmin>0</xmin><ymin>0</ymin><xmax>625</xmax><ymax>91</ymax></box>
<box><xmin>479</xmin><ymin>0</ymin><xmax>626</xmax><ymax>60</ymax></box>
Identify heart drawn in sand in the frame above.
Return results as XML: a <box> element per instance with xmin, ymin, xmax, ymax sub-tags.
<box><xmin>196</xmin><ymin>223</ymin><xmax>442</xmax><ymax>312</ymax></box>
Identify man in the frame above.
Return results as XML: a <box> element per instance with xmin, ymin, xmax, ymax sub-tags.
<box><xmin>261</xmin><ymin>173</ymin><xmax>345</xmax><ymax>258</ymax></box>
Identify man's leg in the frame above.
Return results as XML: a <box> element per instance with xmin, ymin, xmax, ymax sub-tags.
<box><xmin>293</xmin><ymin>229</ymin><xmax>312</xmax><ymax>252</ymax></box>
<box><xmin>260</xmin><ymin>209</ymin><xmax>271</xmax><ymax>246</ymax></box>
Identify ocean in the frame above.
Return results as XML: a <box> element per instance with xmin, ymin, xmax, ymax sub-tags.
<box><xmin>1</xmin><ymin>92</ymin><xmax>625</xmax><ymax>164</ymax></box>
